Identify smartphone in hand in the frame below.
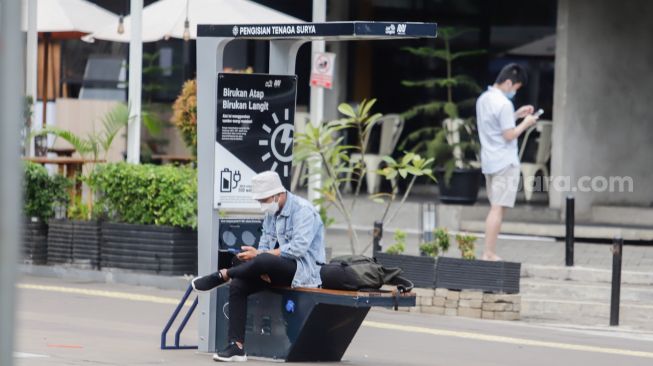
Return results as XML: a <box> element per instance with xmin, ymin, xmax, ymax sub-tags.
<box><xmin>533</xmin><ymin>108</ymin><xmax>544</xmax><ymax>118</ymax></box>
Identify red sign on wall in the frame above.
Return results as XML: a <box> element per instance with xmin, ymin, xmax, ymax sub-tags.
<box><xmin>310</xmin><ymin>52</ymin><xmax>336</xmax><ymax>89</ymax></box>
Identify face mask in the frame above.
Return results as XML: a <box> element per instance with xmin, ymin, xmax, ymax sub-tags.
<box><xmin>504</xmin><ymin>90</ymin><xmax>516</xmax><ymax>100</ymax></box>
<box><xmin>260</xmin><ymin>196</ymin><xmax>279</xmax><ymax>215</ymax></box>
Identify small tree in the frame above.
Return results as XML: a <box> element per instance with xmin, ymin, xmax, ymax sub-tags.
<box><xmin>171</xmin><ymin>79</ymin><xmax>197</xmax><ymax>156</ymax></box>
<box><xmin>400</xmin><ymin>27</ymin><xmax>485</xmax><ymax>183</ymax></box>
<box><xmin>294</xmin><ymin>100</ymin><xmax>435</xmax><ymax>254</ymax></box>
<box><xmin>142</xmin><ymin>51</ymin><xmax>173</xmax><ymax>103</ymax></box>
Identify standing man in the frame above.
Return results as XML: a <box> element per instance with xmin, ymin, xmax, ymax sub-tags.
<box><xmin>191</xmin><ymin>171</ymin><xmax>325</xmax><ymax>362</ymax></box>
<box><xmin>476</xmin><ymin>63</ymin><xmax>538</xmax><ymax>261</ymax></box>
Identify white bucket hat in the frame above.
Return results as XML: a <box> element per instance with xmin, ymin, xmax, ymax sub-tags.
<box><xmin>251</xmin><ymin>171</ymin><xmax>286</xmax><ymax>200</ymax></box>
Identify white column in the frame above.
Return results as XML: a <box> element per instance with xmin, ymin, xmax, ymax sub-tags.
<box><xmin>0</xmin><ymin>0</ymin><xmax>24</xmax><ymax>363</ymax></box>
<box><xmin>196</xmin><ymin>36</ymin><xmax>231</xmax><ymax>353</ymax></box>
<box><xmin>550</xmin><ymin>0</ymin><xmax>569</xmax><ymax>211</ymax></box>
<box><xmin>127</xmin><ymin>0</ymin><xmax>143</xmax><ymax>164</ymax></box>
<box><xmin>25</xmin><ymin>0</ymin><xmax>38</xmax><ymax>156</ymax></box>
<box><xmin>308</xmin><ymin>0</ymin><xmax>326</xmax><ymax>204</ymax></box>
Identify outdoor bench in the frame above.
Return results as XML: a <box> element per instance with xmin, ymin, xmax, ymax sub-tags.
<box><xmin>214</xmin><ymin>285</ymin><xmax>416</xmax><ymax>362</ymax></box>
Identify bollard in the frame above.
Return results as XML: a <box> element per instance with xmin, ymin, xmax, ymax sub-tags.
<box><xmin>372</xmin><ymin>221</ymin><xmax>383</xmax><ymax>258</ymax></box>
<box><xmin>610</xmin><ymin>236</ymin><xmax>623</xmax><ymax>326</ymax></box>
<box><xmin>418</xmin><ymin>203</ymin><xmax>424</xmax><ymax>245</ymax></box>
<box><xmin>565</xmin><ymin>196</ymin><xmax>575</xmax><ymax>267</ymax></box>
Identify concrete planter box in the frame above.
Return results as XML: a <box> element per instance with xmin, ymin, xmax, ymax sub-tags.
<box><xmin>46</xmin><ymin>219</ymin><xmax>102</xmax><ymax>268</ymax></box>
<box><xmin>71</xmin><ymin>220</ymin><xmax>102</xmax><ymax>269</ymax></box>
<box><xmin>101</xmin><ymin>222</ymin><xmax>197</xmax><ymax>276</ymax></box>
<box><xmin>47</xmin><ymin>219</ymin><xmax>74</xmax><ymax>264</ymax></box>
<box><xmin>23</xmin><ymin>217</ymin><xmax>48</xmax><ymax>265</ymax></box>
<box><xmin>434</xmin><ymin>257</ymin><xmax>521</xmax><ymax>294</ymax></box>
<box><xmin>376</xmin><ymin>253</ymin><xmax>521</xmax><ymax>293</ymax></box>
<box><xmin>375</xmin><ymin>252</ymin><xmax>436</xmax><ymax>289</ymax></box>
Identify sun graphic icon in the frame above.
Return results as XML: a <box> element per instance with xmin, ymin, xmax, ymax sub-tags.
<box><xmin>258</xmin><ymin>108</ymin><xmax>293</xmax><ymax>177</ymax></box>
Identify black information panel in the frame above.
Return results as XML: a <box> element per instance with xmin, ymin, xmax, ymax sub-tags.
<box><xmin>214</xmin><ymin>73</ymin><xmax>297</xmax><ymax>210</ymax></box>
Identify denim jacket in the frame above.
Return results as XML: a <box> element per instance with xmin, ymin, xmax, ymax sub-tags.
<box><xmin>258</xmin><ymin>192</ymin><xmax>325</xmax><ymax>288</ymax></box>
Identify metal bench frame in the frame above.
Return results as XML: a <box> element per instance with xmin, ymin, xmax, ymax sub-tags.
<box><xmin>215</xmin><ymin>285</ymin><xmax>415</xmax><ymax>362</ymax></box>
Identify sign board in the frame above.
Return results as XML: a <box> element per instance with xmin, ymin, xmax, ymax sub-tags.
<box><xmin>198</xmin><ymin>22</ymin><xmax>438</xmax><ymax>40</ymax></box>
<box><xmin>310</xmin><ymin>52</ymin><xmax>336</xmax><ymax>89</ymax></box>
<box><xmin>214</xmin><ymin>73</ymin><xmax>297</xmax><ymax>210</ymax></box>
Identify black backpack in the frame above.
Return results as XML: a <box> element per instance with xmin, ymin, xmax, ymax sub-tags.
<box><xmin>320</xmin><ymin>255</ymin><xmax>414</xmax><ymax>293</ymax></box>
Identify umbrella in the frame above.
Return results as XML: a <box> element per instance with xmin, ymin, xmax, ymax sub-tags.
<box><xmin>507</xmin><ymin>34</ymin><xmax>556</xmax><ymax>58</ymax></box>
<box><xmin>22</xmin><ymin>0</ymin><xmax>119</xmax><ymax>37</ymax></box>
<box><xmin>83</xmin><ymin>0</ymin><xmax>302</xmax><ymax>43</ymax></box>
<box><xmin>22</xmin><ymin>0</ymin><xmax>119</xmax><ymax>129</ymax></box>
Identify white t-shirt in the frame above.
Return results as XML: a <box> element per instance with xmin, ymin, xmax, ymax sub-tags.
<box><xmin>476</xmin><ymin>86</ymin><xmax>519</xmax><ymax>174</ymax></box>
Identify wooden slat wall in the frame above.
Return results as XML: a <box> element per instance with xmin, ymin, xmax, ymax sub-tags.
<box><xmin>54</xmin><ymin>98</ymin><xmax>125</xmax><ymax>163</ymax></box>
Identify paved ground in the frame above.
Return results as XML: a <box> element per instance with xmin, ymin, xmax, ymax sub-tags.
<box><xmin>13</xmin><ymin>276</ymin><xmax>653</xmax><ymax>366</ymax></box>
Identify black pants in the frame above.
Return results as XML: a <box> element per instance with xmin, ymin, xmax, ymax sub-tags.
<box><xmin>225</xmin><ymin>253</ymin><xmax>296</xmax><ymax>343</ymax></box>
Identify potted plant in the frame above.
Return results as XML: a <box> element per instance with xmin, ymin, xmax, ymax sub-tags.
<box><xmin>22</xmin><ymin>162</ymin><xmax>70</xmax><ymax>265</ymax></box>
<box><xmin>434</xmin><ymin>233</ymin><xmax>521</xmax><ymax>293</ymax></box>
<box><xmin>89</xmin><ymin>163</ymin><xmax>198</xmax><ymax>275</ymax></box>
<box><xmin>400</xmin><ymin>27</ymin><xmax>485</xmax><ymax>204</ymax></box>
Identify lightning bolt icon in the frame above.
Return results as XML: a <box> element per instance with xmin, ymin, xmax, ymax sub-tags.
<box><xmin>280</xmin><ymin>127</ymin><xmax>292</xmax><ymax>153</ymax></box>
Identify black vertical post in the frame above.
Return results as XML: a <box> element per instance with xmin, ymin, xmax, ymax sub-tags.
<box><xmin>610</xmin><ymin>236</ymin><xmax>623</xmax><ymax>326</ymax></box>
<box><xmin>417</xmin><ymin>203</ymin><xmax>423</xmax><ymax>245</ymax></box>
<box><xmin>182</xmin><ymin>39</ymin><xmax>190</xmax><ymax>82</ymax></box>
<box><xmin>372</xmin><ymin>221</ymin><xmax>383</xmax><ymax>258</ymax></box>
<box><xmin>565</xmin><ymin>195</ymin><xmax>575</xmax><ymax>266</ymax></box>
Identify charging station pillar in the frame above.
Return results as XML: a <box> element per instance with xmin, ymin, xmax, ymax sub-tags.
<box><xmin>196</xmin><ymin>22</ymin><xmax>438</xmax><ymax>353</ymax></box>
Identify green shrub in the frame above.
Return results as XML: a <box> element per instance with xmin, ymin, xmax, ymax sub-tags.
<box><xmin>419</xmin><ymin>227</ymin><xmax>450</xmax><ymax>257</ymax></box>
<box><xmin>67</xmin><ymin>195</ymin><xmax>91</xmax><ymax>221</ymax></box>
<box><xmin>88</xmin><ymin>163</ymin><xmax>197</xmax><ymax>228</ymax></box>
<box><xmin>456</xmin><ymin>232</ymin><xmax>477</xmax><ymax>260</ymax></box>
<box><xmin>23</xmin><ymin>162</ymin><xmax>70</xmax><ymax>221</ymax></box>
<box><xmin>171</xmin><ymin>79</ymin><xmax>197</xmax><ymax>156</ymax></box>
<box><xmin>386</xmin><ymin>230</ymin><xmax>407</xmax><ymax>255</ymax></box>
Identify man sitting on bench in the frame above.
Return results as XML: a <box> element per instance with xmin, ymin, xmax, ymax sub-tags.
<box><xmin>192</xmin><ymin>171</ymin><xmax>326</xmax><ymax>362</ymax></box>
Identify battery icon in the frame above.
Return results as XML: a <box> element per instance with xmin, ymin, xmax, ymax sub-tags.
<box><xmin>221</xmin><ymin>168</ymin><xmax>232</xmax><ymax>192</ymax></box>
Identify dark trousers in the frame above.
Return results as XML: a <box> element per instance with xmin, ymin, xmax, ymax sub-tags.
<box><xmin>225</xmin><ymin>253</ymin><xmax>296</xmax><ymax>343</ymax></box>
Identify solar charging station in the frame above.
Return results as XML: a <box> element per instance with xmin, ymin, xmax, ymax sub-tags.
<box><xmin>195</xmin><ymin>21</ymin><xmax>438</xmax><ymax>355</ymax></box>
